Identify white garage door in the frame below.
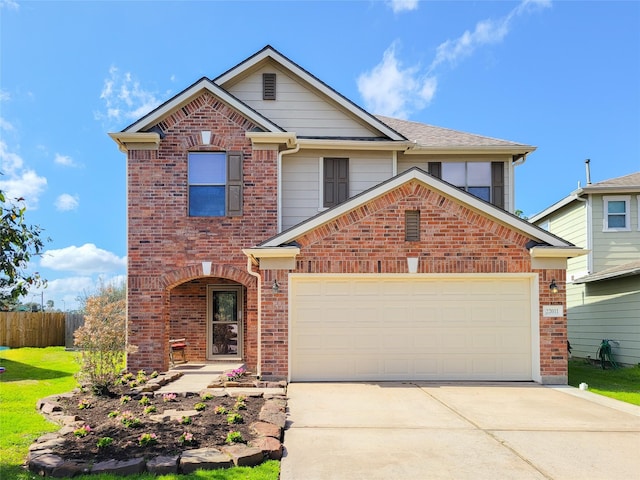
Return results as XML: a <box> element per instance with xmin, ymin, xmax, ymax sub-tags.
<box><xmin>290</xmin><ymin>275</ymin><xmax>533</xmax><ymax>381</ymax></box>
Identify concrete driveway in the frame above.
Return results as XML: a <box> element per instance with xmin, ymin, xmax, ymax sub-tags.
<box><xmin>280</xmin><ymin>382</ymin><xmax>640</xmax><ymax>480</ymax></box>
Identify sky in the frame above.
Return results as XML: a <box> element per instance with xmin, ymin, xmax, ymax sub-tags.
<box><xmin>1</xmin><ymin>0</ymin><xmax>639</xmax><ymax>311</ymax></box>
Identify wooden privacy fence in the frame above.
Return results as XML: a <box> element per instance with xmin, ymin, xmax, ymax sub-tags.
<box><xmin>0</xmin><ymin>312</ymin><xmax>84</xmax><ymax>348</ymax></box>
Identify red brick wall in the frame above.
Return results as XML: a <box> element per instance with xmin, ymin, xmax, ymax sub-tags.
<box><xmin>126</xmin><ymin>92</ymin><xmax>277</xmax><ymax>372</ymax></box>
<box><xmin>259</xmin><ymin>181</ymin><xmax>567</xmax><ymax>382</ymax></box>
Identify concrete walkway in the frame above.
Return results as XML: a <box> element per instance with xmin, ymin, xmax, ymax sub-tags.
<box><xmin>156</xmin><ymin>362</ymin><xmax>243</xmax><ymax>393</ymax></box>
<box><xmin>280</xmin><ymin>382</ymin><xmax>640</xmax><ymax>480</ymax></box>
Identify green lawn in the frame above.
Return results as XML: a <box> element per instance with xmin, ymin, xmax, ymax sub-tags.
<box><xmin>568</xmin><ymin>358</ymin><xmax>640</xmax><ymax>406</ymax></box>
<box><xmin>0</xmin><ymin>347</ymin><xmax>279</xmax><ymax>480</ymax></box>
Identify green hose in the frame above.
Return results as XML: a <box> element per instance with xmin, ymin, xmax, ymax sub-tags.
<box><xmin>597</xmin><ymin>339</ymin><xmax>619</xmax><ymax>369</ymax></box>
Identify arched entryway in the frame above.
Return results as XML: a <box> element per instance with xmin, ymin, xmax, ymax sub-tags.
<box><xmin>163</xmin><ymin>264</ymin><xmax>257</xmax><ymax>368</ymax></box>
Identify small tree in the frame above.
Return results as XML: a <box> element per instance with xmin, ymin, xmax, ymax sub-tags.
<box><xmin>0</xmin><ymin>188</ymin><xmax>48</xmax><ymax>309</ymax></box>
<box><xmin>74</xmin><ymin>282</ymin><xmax>126</xmax><ymax>395</ymax></box>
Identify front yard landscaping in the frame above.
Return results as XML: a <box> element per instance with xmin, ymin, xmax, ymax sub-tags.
<box><xmin>568</xmin><ymin>358</ymin><xmax>640</xmax><ymax>406</ymax></box>
<box><xmin>0</xmin><ymin>347</ymin><xmax>279</xmax><ymax>480</ymax></box>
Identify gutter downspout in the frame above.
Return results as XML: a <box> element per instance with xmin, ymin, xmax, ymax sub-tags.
<box><xmin>278</xmin><ymin>142</ymin><xmax>300</xmax><ymax>233</ymax></box>
<box><xmin>245</xmin><ymin>256</ymin><xmax>262</xmax><ymax>378</ymax></box>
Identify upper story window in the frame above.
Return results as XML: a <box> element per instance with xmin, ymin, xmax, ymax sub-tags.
<box><xmin>323</xmin><ymin>157</ymin><xmax>349</xmax><ymax>208</ymax></box>
<box><xmin>603</xmin><ymin>195</ymin><xmax>630</xmax><ymax>231</ymax></box>
<box><xmin>433</xmin><ymin>161</ymin><xmax>504</xmax><ymax>208</ymax></box>
<box><xmin>442</xmin><ymin>162</ymin><xmax>491</xmax><ymax>202</ymax></box>
<box><xmin>188</xmin><ymin>151</ymin><xmax>243</xmax><ymax>217</ymax></box>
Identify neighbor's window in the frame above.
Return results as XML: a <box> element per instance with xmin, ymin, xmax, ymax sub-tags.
<box><xmin>442</xmin><ymin>162</ymin><xmax>491</xmax><ymax>202</ymax></box>
<box><xmin>188</xmin><ymin>151</ymin><xmax>243</xmax><ymax>217</ymax></box>
<box><xmin>603</xmin><ymin>196</ymin><xmax>630</xmax><ymax>231</ymax></box>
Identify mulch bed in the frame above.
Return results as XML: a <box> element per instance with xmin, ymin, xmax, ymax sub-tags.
<box><xmin>51</xmin><ymin>386</ymin><xmax>265</xmax><ymax>463</ymax></box>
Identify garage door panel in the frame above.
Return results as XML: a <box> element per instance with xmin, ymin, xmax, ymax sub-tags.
<box><xmin>291</xmin><ymin>276</ymin><xmax>532</xmax><ymax>381</ymax></box>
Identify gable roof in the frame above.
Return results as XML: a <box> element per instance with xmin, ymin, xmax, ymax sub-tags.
<box><xmin>215</xmin><ymin>45</ymin><xmax>406</xmax><ymax>141</ymax></box>
<box><xmin>530</xmin><ymin>170</ymin><xmax>640</xmax><ymax>222</ymax></box>
<box><xmin>120</xmin><ymin>77</ymin><xmax>284</xmax><ymax>134</ymax></box>
<box><xmin>376</xmin><ymin>116</ymin><xmax>536</xmax><ymax>157</ymax></box>
<box><xmin>258</xmin><ymin>167</ymin><xmax>575</xmax><ymax>250</ymax></box>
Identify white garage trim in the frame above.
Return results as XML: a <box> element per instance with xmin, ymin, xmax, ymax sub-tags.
<box><xmin>288</xmin><ymin>273</ymin><xmax>540</xmax><ymax>382</ymax></box>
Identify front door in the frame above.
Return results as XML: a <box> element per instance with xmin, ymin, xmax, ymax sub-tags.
<box><xmin>207</xmin><ymin>285</ymin><xmax>242</xmax><ymax>359</ymax></box>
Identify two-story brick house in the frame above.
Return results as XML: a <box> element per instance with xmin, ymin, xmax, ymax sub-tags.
<box><xmin>110</xmin><ymin>46</ymin><xmax>585</xmax><ymax>384</ymax></box>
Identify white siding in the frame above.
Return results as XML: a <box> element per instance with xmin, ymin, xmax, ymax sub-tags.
<box><xmin>590</xmin><ymin>194</ymin><xmax>640</xmax><ymax>272</ymax></box>
<box><xmin>281</xmin><ymin>150</ymin><xmax>393</xmax><ymax>230</ymax></box>
<box><xmin>567</xmin><ymin>276</ymin><xmax>640</xmax><ymax>366</ymax></box>
<box><xmin>226</xmin><ymin>65</ymin><xmax>378</xmax><ymax>138</ymax></box>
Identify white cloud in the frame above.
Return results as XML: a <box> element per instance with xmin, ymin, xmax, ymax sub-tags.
<box><xmin>386</xmin><ymin>0</ymin><xmax>419</xmax><ymax>13</ymax></box>
<box><xmin>358</xmin><ymin>0</ymin><xmax>551</xmax><ymax>117</ymax></box>
<box><xmin>54</xmin><ymin>153</ymin><xmax>78</xmax><ymax>167</ymax></box>
<box><xmin>0</xmin><ymin>89</ymin><xmax>10</xmax><ymax>102</ymax></box>
<box><xmin>55</xmin><ymin>193</ymin><xmax>79</xmax><ymax>211</ymax></box>
<box><xmin>0</xmin><ymin>139</ymin><xmax>23</xmax><ymax>174</ymax></box>
<box><xmin>0</xmin><ymin>0</ymin><xmax>19</xmax><ymax>11</ymax></box>
<box><xmin>357</xmin><ymin>42</ymin><xmax>437</xmax><ymax>118</ymax></box>
<box><xmin>40</xmin><ymin>243</ymin><xmax>126</xmax><ymax>275</ymax></box>
<box><xmin>97</xmin><ymin>65</ymin><xmax>162</xmax><ymax>125</ymax></box>
<box><xmin>0</xmin><ymin>141</ymin><xmax>47</xmax><ymax>208</ymax></box>
<box><xmin>0</xmin><ymin>117</ymin><xmax>15</xmax><ymax>132</ymax></box>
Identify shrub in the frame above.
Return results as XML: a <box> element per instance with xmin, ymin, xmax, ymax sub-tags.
<box><xmin>96</xmin><ymin>437</ymin><xmax>113</xmax><ymax>448</ymax></box>
<box><xmin>227</xmin><ymin>412</ymin><xmax>243</xmax><ymax>424</ymax></box>
<box><xmin>225</xmin><ymin>431</ymin><xmax>244</xmax><ymax>444</ymax></box>
<box><xmin>73</xmin><ymin>282</ymin><xmax>128</xmax><ymax>395</ymax></box>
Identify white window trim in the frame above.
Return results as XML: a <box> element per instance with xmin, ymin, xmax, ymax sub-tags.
<box><xmin>637</xmin><ymin>195</ymin><xmax>640</xmax><ymax>231</ymax></box>
<box><xmin>603</xmin><ymin>195</ymin><xmax>631</xmax><ymax>232</ymax></box>
<box><xmin>318</xmin><ymin>157</ymin><xmax>326</xmax><ymax>212</ymax></box>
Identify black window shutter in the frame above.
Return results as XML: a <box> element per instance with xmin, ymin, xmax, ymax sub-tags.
<box><xmin>263</xmin><ymin>73</ymin><xmax>276</xmax><ymax>100</ymax></box>
<box><xmin>324</xmin><ymin>158</ymin><xmax>349</xmax><ymax>208</ymax></box>
<box><xmin>428</xmin><ymin>162</ymin><xmax>442</xmax><ymax>178</ymax></box>
<box><xmin>405</xmin><ymin>210</ymin><xmax>420</xmax><ymax>241</ymax></box>
<box><xmin>226</xmin><ymin>152</ymin><xmax>243</xmax><ymax>216</ymax></box>
<box><xmin>491</xmin><ymin>162</ymin><xmax>504</xmax><ymax>209</ymax></box>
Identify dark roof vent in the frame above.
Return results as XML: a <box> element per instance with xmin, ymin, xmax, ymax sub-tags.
<box><xmin>263</xmin><ymin>73</ymin><xmax>276</xmax><ymax>100</ymax></box>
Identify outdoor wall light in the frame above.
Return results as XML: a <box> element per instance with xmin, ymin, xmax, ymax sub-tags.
<box><xmin>202</xmin><ymin>261</ymin><xmax>212</xmax><ymax>276</ymax></box>
<box><xmin>201</xmin><ymin>130</ymin><xmax>212</xmax><ymax>145</ymax></box>
<box><xmin>272</xmin><ymin>279</ymin><xmax>280</xmax><ymax>293</ymax></box>
<box><xmin>549</xmin><ymin>279</ymin><xmax>558</xmax><ymax>294</ymax></box>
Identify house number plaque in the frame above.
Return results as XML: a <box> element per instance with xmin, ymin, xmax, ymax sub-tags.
<box><xmin>543</xmin><ymin>305</ymin><xmax>564</xmax><ymax>317</ymax></box>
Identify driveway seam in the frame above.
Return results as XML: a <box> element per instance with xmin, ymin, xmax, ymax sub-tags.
<box><xmin>412</xmin><ymin>382</ymin><xmax>555</xmax><ymax>480</ymax></box>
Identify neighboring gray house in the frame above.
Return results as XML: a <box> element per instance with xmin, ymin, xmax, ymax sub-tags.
<box><xmin>531</xmin><ymin>171</ymin><xmax>640</xmax><ymax>365</ymax></box>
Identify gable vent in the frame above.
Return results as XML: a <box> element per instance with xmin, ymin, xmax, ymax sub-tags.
<box><xmin>263</xmin><ymin>73</ymin><xmax>276</xmax><ymax>100</ymax></box>
<box><xmin>405</xmin><ymin>210</ymin><xmax>420</xmax><ymax>241</ymax></box>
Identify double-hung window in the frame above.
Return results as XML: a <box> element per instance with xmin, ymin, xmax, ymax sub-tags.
<box><xmin>603</xmin><ymin>196</ymin><xmax>630</xmax><ymax>231</ymax></box>
<box><xmin>188</xmin><ymin>151</ymin><xmax>243</xmax><ymax>217</ymax></box>
<box><xmin>441</xmin><ymin>162</ymin><xmax>491</xmax><ymax>202</ymax></box>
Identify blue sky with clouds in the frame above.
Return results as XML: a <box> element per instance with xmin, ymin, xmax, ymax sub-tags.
<box><xmin>1</xmin><ymin>0</ymin><xmax>638</xmax><ymax>310</ymax></box>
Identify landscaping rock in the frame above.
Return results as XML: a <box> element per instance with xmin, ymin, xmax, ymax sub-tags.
<box><xmin>50</xmin><ymin>461</ymin><xmax>90</xmax><ymax>478</ymax></box>
<box><xmin>180</xmin><ymin>448</ymin><xmax>233</xmax><ymax>473</ymax></box>
<box><xmin>250</xmin><ymin>421</ymin><xmax>281</xmax><ymax>439</ymax></box>
<box><xmin>28</xmin><ymin>453</ymin><xmax>65</xmax><ymax>476</ymax></box>
<box><xmin>249</xmin><ymin>436</ymin><xmax>284</xmax><ymax>460</ymax></box>
<box><xmin>259</xmin><ymin>400</ymin><xmax>287</xmax><ymax>428</ymax></box>
<box><xmin>147</xmin><ymin>455</ymin><xmax>179</xmax><ymax>474</ymax></box>
<box><xmin>149</xmin><ymin>408</ymin><xmax>200</xmax><ymax>423</ymax></box>
<box><xmin>221</xmin><ymin>444</ymin><xmax>264</xmax><ymax>467</ymax></box>
<box><xmin>91</xmin><ymin>457</ymin><xmax>146</xmax><ymax>475</ymax></box>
